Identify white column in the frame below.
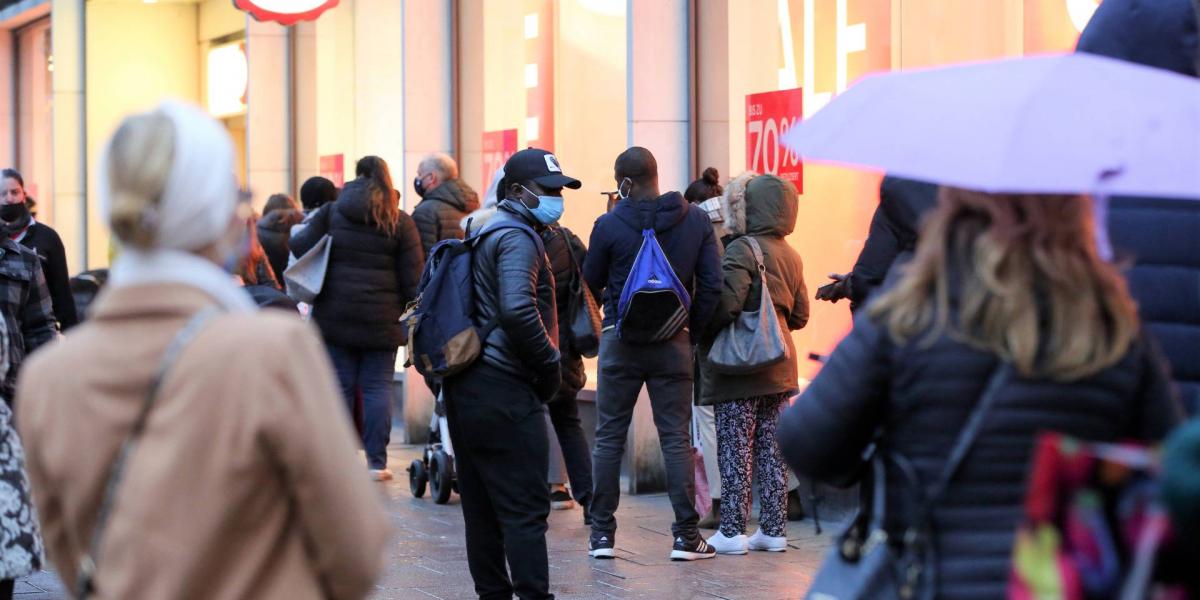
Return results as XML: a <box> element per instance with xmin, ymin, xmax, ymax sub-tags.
<box><xmin>245</xmin><ymin>17</ymin><xmax>290</xmax><ymax>209</ymax></box>
<box><xmin>293</xmin><ymin>21</ymin><xmax>319</xmax><ymax>189</ymax></box>
<box><xmin>401</xmin><ymin>0</ymin><xmax>454</xmax><ymax>211</ymax></box>
<box><xmin>624</xmin><ymin>0</ymin><xmax>692</xmax><ymax>494</ymax></box>
<box><xmin>50</xmin><ymin>0</ymin><xmax>86</xmax><ymax>271</ymax></box>
<box><xmin>627</xmin><ymin>0</ymin><xmax>691</xmax><ymax>193</ymax></box>
<box><xmin>0</xmin><ymin>32</ymin><xmax>13</xmax><ymax>168</ymax></box>
<box><xmin>399</xmin><ymin>0</ymin><xmax>453</xmax><ymax>444</ymax></box>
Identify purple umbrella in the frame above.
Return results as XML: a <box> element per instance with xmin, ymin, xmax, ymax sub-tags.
<box><xmin>781</xmin><ymin>53</ymin><xmax>1200</xmax><ymax>199</ymax></box>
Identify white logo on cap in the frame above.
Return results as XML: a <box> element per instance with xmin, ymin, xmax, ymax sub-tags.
<box><xmin>544</xmin><ymin>154</ymin><xmax>562</xmax><ymax>173</ymax></box>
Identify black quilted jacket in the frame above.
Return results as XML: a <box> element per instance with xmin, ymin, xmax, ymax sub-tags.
<box><xmin>780</xmin><ymin>308</ymin><xmax>1183</xmax><ymax>599</ymax></box>
<box><xmin>290</xmin><ymin>178</ymin><xmax>424</xmax><ymax>350</ymax></box>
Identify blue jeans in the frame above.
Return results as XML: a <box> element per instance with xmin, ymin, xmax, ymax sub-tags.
<box><xmin>327</xmin><ymin>345</ymin><xmax>397</xmax><ymax>470</ymax></box>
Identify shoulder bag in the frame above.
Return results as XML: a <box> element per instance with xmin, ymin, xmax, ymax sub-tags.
<box><xmin>804</xmin><ymin>363</ymin><xmax>1012</xmax><ymax>600</ymax></box>
<box><xmin>75</xmin><ymin>308</ymin><xmax>222</xmax><ymax>599</ymax></box>
<box><xmin>563</xmin><ymin>230</ymin><xmax>602</xmax><ymax>358</ymax></box>
<box><xmin>284</xmin><ymin>207</ymin><xmax>333</xmax><ymax>304</ymax></box>
<box><xmin>707</xmin><ymin>236</ymin><xmax>789</xmax><ymax>374</ymax></box>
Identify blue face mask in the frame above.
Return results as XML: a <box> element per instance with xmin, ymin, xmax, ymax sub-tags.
<box><xmin>522</xmin><ymin>185</ymin><xmax>565</xmax><ymax>225</ymax></box>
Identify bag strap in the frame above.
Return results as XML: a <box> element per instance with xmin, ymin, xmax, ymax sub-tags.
<box><xmin>76</xmin><ymin>307</ymin><xmax>222</xmax><ymax>599</ymax></box>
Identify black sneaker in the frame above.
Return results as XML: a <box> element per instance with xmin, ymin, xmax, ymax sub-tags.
<box><xmin>550</xmin><ymin>489</ymin><xmax>575</xmax><ymax>510</ymax></box>
<box><xmin>588</xmin><ymin>531</ymin><xmax>615</xmax><ymax>559</ymax></box>
<box><xmin>670</xmin><ymin>536</ymin><xmax>717</xmax><ymax>561</ymax></box>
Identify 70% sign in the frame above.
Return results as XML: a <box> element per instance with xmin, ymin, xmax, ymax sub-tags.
<box><xmin>745</xmin><ymin>88</ymin><xmax>803</xmax><ymax>193</ymax></box>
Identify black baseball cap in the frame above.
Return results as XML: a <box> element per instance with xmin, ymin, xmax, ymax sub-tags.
<box><xmin>503</xmin><ymin>148</ymin><xmax>582</xmax><ymax>190</ymax></box>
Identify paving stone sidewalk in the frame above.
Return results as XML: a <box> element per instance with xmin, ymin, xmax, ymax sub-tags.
<box><xmin>17</xmin><ymin>442</ymin><xmax>833</xmax><ymax>599</ymax></box>
<box><xmin>374</xmin><ymin>444</ymin><xmax>831</xmax><ymax>599</ymax></box>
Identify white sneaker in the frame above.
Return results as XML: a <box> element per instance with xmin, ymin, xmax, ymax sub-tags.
<box><xmin>705</xmin><ymin>531</ymin><xmax>748</xmax><ymax>555</ymax></box>
<box><xmin>748</xmin><ymin>529</ymin><xmax>787</xmax><ymax>552</ymax></box>
<box><xmin>370</xmin><ymin>468</ymin><xmax>394</xmax><ymax>482</ymax></box>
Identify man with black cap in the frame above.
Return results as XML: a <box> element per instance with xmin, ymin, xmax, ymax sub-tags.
<box><xmin>443</xmin><ymin>147</ymin><xmax>580</xmax><ymax>600</ymax></box>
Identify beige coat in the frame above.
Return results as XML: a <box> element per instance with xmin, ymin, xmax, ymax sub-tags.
<box><xmin>16</xmin><ymin>284</ymin><xmax>391</xmax><ymax>600</ymax></box>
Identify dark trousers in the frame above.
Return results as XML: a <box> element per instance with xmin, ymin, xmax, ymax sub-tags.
<box><xmin>445</xmin><ymin>362</ymin><xmax>553</xmax><ymax>600</ymax></box>
<box><xmin>327</xmin><ymin>345</ymin><xmax>396</xmax><ymax>470</ymax></box>
<box><xmin>547</xmin><ymin>389</ymin><xmax>593</xmax><ymax>509</ymax></box>
<box><xmin>591</xmin><ymin>330</ymin><xmax>699</xmax><ymax>540</ymax></box>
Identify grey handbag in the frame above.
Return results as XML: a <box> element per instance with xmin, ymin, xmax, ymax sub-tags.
<box><xmin>707</xmin><ymin>236</ymin><xmax>790</xmax><ymax>374</ymax></box>
<box><xmin>283</xmin><ymin>233</ymin><xmax>332</xmax><ymax>304</ymax></box>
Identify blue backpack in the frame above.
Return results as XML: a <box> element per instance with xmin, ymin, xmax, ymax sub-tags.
<box><xmin>616</xmin><ymin>229</ymin><xmax>691</xmax><ymax>344</ymax></box>
<box><xmin>404</xmin><ymin>219</ymin><xmax>544</xmax><ymax>378</ymax></box>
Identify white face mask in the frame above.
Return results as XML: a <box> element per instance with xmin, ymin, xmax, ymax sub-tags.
<box><xmin>617</xmin><ymin>177</ymin><xmax>633</xmax><ymax>200</ymax></box>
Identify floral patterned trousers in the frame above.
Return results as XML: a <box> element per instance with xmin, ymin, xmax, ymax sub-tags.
<box><xmin>715</xmin><ymin>393</ymin><xmax>790</xmax><ymax>539</ymax></box>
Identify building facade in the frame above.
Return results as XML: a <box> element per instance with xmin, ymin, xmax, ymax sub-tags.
<box><xmin>0</xmin><ymin>0</ymin><xmax>1098</xmax><ymax>393</ymax></box>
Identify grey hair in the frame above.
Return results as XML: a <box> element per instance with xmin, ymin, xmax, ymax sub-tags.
<box><xmin>419</xmin><ymin>152</ymin><xmax>459</xmax><ymax>180</ymax></box>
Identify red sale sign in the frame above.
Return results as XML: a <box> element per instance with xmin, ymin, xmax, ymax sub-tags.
<box><xmin>482</xmin><ymin>129</ymin><xmax>518</xmax><ymax>190</ymax></box>
<box><xmin>746</xmin><ymin>88</ymin><xmax>803</xmax><ymax>193</ymax></box>
<box><xmin>319</xmin><ymin>154</ymin><xmax>344</xmax><ymax>187</ymax></box>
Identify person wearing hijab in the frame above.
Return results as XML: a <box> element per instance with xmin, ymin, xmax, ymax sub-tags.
<box><xmin>15</xmin><ymin>101</ymin><xmax>390</xmax><ymax>599</ymax></box>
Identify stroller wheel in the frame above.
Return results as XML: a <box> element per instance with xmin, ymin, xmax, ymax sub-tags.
<box><xmin>430</xmin><ymin>450</ymin><xmax>455</xmax><ymax>505</ymax></box>
<box><xmin>408</xmin><ymin>459</ymin><xmax>428</xmax><ymax>498</ymax></box>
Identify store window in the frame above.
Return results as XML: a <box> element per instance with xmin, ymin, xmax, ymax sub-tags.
<box><xmin>461</xmin><ymin>0</ymin><xmax>625</xmax><ymax>243</ymax></box>
<box><xmin>702</xmin><ymin>0</ymin><xmax>1099</xmax><ymax>381</ymax></box>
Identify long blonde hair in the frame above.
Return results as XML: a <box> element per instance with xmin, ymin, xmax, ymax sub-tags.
<box><xmin>869</xmin><ymin>187</ymin><xmax>1139</xmax><ymax>381</ymax></box>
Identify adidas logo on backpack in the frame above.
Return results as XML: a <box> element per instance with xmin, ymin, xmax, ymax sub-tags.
<box><xmin>615</xmin><ymin>229</ymin><xmax>691</xmax><ymax>344</ymax></box>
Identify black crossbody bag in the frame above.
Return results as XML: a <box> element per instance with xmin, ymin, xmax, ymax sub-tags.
<box><xmin>805</xmin><ymin>363</ymin><xmax>1012</xmax><ymax>600</ymax></box>
<box><xmin>75</xmin><ymin>308</ymin><xmax>221</xmax><ymax>599</ymax></box>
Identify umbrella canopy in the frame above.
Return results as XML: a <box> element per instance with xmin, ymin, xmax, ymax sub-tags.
<box><xmin>781</xmin><ymin>53</ymin><xmax>1200</xmax><ymax>199</ymax></box>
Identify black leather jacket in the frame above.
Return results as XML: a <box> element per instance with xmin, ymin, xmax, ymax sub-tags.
<box><xmin>469</xmin><ymin>203</ymin><xmax>560</xmax><ymax>382</ymax></box>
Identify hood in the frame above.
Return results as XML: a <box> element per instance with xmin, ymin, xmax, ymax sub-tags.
<box><xmin>257</xmin><ymin>208</ymin><xmax>304</xmax><ymax>233</ymax></box>
<box><xmin>422</xmin><ymin>178</ymin><xmax>481</xmax><ymax>213</ymax></box>
<box><xmin>460</xmin><ymin>206</ymin><xmax>500</xmax><ymax>236</ymax></box>
<box><xmin>879</xmin><ymin>176</ymin><xmax>939</xmax><ymax>246</ymax></box>
<box><xmin>611</xmin><ymin>191</ymin><xmax>688</xmax><ymax>233</ymax></box>
<box><xmin>460</xmin><ymin>202</ymin><xmax>540</xmax><ymax>236</ymax></box>
<box><xmin>335</xmin><ymin>178</ymin><xmax>377</xmax><ymax>225</ymax></box>
<box><xmin>720</xmin><ymin>172</ymin><xmax>758</xmax><ymax>236</ymax></box>
<box><xmin>1077</xmin><ymin>0</ymin><xmax>1200</xmax><ymax>77</ymax></box>
<box><xmin>742</xmin><ymin>174</ymin><xmax>798</xmax><ymax>237</ymax></box>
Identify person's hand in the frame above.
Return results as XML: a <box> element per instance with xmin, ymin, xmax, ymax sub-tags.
<box><xmin>534</xmin><ymin>364</ymin><xmax>562</xmax><ymax>403</ymax></box>
<box><xmin>815</xmin><ymin>273</ymin><xmax>852</xmax><ymax>303</ymax></box>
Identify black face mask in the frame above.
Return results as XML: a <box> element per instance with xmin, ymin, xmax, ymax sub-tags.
<box><xmin>0</xmin><ymin>202</ymin><xmax>31</xmax><ymax>237</ymax></box>
<box><xmin>413</xmin><ymin>176</ymin><xmax>428</xmax><ymax>198</ymax></box>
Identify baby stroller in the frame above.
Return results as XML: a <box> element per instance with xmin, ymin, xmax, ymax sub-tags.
<box><xmin>408</xmin><ymin>392</ymin><xmax>457</xmax><ymax>504</ymax></box>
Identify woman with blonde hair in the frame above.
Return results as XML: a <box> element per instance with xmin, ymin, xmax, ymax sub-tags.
<box><xmin>780</xmin><ymin>188</ymin><xmax>1183</xmax><ymax>599</ymax></box>
<box><xmin>16</xmin><ymin>101</ymin><xmax>389</xmax><ymax>599</ymax></box>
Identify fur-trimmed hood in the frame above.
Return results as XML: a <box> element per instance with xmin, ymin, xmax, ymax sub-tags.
<box><xmin>719</xmin><ymin>172</ymin><xmax>758</xmax><ymax>236</ymax></box>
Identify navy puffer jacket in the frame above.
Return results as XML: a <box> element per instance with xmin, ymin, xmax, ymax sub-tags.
<box><xmin>290</xmin><ymin>178</ymin><xmax>424</xmax><ymax>350</ymax></box>
<box><xmin>1077</xmin><ymin>0</ymin><xmax>1200</xmax><ymax>413</ymax></box>
<box><xmin>781</xmin><ymin>303</ymin><xmax>1183</xmax><ymax>599</ymax></box>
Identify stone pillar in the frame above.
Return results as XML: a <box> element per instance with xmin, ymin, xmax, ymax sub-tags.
<box><xmin>399</xmin><ymin>0</ymin><xmax>453</xmax><ymax>444</ymax></box>
<box><xmin>245</xmin><ymin>17</ymin><xmax>290</xmax><ymax>209</ymax></box>
<box><xmin>627</xmin><ymin>0</ymin><xmax>691</xmax><ymax>192</ymax></box>
<box><xmin>293</xmin><ymin>21</ymin><xmax>318</xmax><ymax>192</ymax></box>
<box><xmin>623</xmin><ymin>0</ymin><xmax>692</xmax><ymax>495</ymax></box>
<box><xmin>0</xmin><ymin>31</ymin><xmax>13</xmax><ymax>168</ymax></box>
<box><xmin>50</xmin><ymin>0</ymin><xmax>86</xmax><ymax>271</ymax></box>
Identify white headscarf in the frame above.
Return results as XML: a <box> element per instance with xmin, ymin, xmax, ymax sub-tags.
<box><xmin>101</xmin><ymin>100</ymin><xmax>255</xmax><ymax>313</ymax></box>
<box><xmin>99</xmin><ymin>100</ymin><xmax>240</xmax><ymax>252</ymax></box>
